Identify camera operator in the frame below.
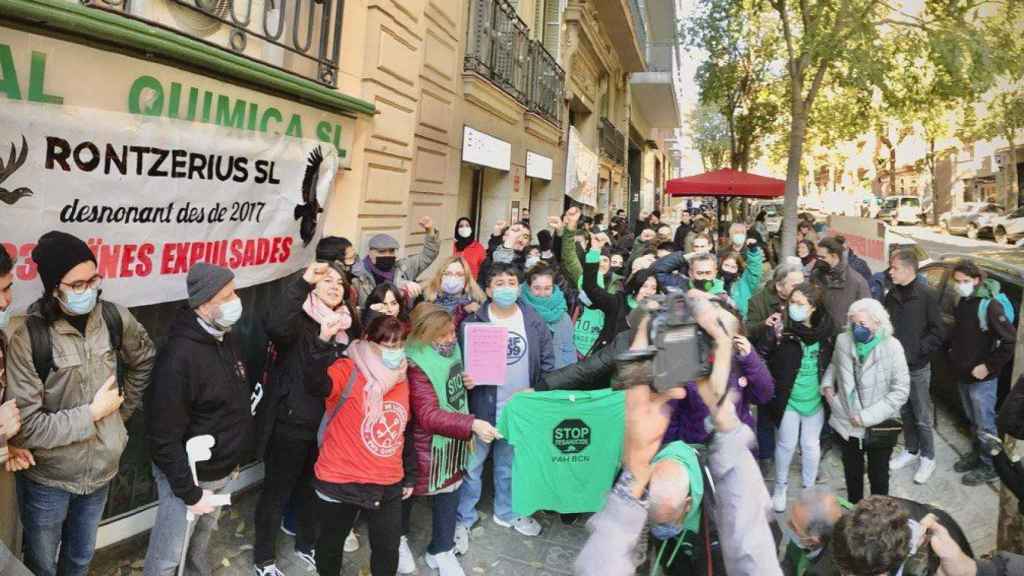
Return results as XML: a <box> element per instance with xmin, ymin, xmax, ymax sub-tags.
<box><xmin>575</xmin><ymin>290</ymin><xmax>782</xmax><ymax>576</ymax></box>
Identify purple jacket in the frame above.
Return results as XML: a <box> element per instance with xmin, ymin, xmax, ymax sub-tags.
<box><xmin>665</xmin><ymin>351</ymin><xmax>774</xmax><ymax>446</ymax></box>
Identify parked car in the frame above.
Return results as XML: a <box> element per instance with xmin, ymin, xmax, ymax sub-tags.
<box><xmin>940</xmin><ymin>202</ymin><xmax>1004</xmax><ymax>239</ymax></box>
<box><xmin>921</xmin><ymin>250</ymin><xmax>1023</xmax><ymax>422</ymax></box>
<box><xmin>993</xmin><ymin>205</ymin><xmax>1024</xmax><ymax>245</ymax></box>
<box><xmin>877</xmin><ymin>195</ymin><xmax>924</xmax><ymax>226</ymax></box>
<box><xmin>751</xmin><ymin>200</ymin><xmax>783</xmax><ymax>234</ymax></box>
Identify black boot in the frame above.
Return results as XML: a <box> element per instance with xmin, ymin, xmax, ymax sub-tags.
<box><xmin>962</xmin><ymin>464</ymin><xmax>998</xmax><ymax>486</ymax></box>
<box><xmin>954</xmin><ymin>450</ymin><xmax>982</xmax><ymax>473</ymax></box>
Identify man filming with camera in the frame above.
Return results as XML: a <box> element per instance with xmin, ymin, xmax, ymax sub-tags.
<box><xmin>575</xmin><ymin>289</ymin><xmax>781</xmax><ymax>576</ymax></box>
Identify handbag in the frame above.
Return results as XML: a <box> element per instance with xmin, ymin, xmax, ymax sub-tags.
<box><xmin>853</xmin><ymin>353</ymin><xmax>901</xmax><ymax>450</ymax></box>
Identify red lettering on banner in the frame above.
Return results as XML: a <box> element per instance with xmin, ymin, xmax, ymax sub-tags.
<box><xmin>242</xmin><ymin>240</ymin><xmax>256</xmax><ymax>267</ymax></box>
<box><xmin>280</xmin><ymin>237</ymin><xmax>293</xmax><ymax>262</ymax></box>
<box><xmin>120</xmin><ymin>244</ymin><xmax>138</xmax><ymax>278</ymax></box>
<box><xmin>17</xmin><ymin>243</ymin><xmax>36</xmax><ymax>281</ymax></box>
<box><xmin>98</xmin><ymin>242</ymin><xmax>121</xmax><ymax>279</ymax></box>
<box><xmin>137</xmin><ymin>244</ymin><xmax>155</xmax><ymax>277</ymax></box>
<box><xmin>229</xmin><ymin>239</ymin><xmax>244</xmax><ymax>268</ymax></box>
<box><xmin>256</xmin><ymin>238</ymin><xmax>271</xmax><ymax>265</ymax></box>
<box><xmin>189</xmin><ymin>242</ymin><xmax>205</xmax><ymax>269</ymax></box>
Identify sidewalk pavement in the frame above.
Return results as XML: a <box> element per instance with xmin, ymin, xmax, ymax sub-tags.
<box><xmin>90</xmin><ymin>406</ymin><xmax>997</xmax><ymax>575</ymax></box>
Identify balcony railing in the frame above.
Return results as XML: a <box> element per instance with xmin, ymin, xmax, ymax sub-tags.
<box><xmin>645</xmin><ymin>41</ymin><xmax>675</xmax><ymax>73</ymax></box>
<box><xmin>465</xmin><ymin>0</ymin><xmax>564</xmax><ymax>126</ymax></box>
<box><xmin>84</xmin><ymin>0</ymin><xmax>345</xmax><ymax>88</ymax></box>
<box><xmin>599</xmin><ymin>117</ymin><xmax>625</xmax><ymax>165</ymax></box>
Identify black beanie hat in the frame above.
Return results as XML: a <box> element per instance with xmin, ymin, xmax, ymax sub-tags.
<box><xmin>32</xmin><ymin>231</ymin><xmax>97</xmax><ymax>294</ymax></box>
<box><xmin>316</xmin><ymin>236</ymin><xmax>352</xmax><ymax>262</ymax></box>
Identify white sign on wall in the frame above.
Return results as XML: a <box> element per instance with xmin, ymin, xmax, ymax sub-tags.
<box><xmin>462</xmin><ymin>126</ymin><xmax>511</xmax><ymax>171</ymax></box>
<box><xmin>0</xmin><ymin>100</ymin><xmax>338</xmax><ymax>311</ymax></box>
<box><xmin>526</xmin><ymin>151</ymin><xmax>553</xmax><ymax>180</ymax></box>
<box><xmin>565</xmin><ymin>127</ymin><xmax>598</xmax><ymax>207</ymax></box>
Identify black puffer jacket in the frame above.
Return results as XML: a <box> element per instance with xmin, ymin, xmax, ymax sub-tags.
<box><xmin>255</xmin><ymin>275</ymin><xmax>354</xmax><ymax>456</ymax></box>
<box><xmin>146</xmin><ymin>307</ymin><xmax>253</xmax><ymax>505</ymax></box>
<box><xmin>765</xmin><ymin>308</ymin><xmax>835</xmax><ymax>426</ymax></box>
<box><xmin>539</xmin><ymin>330</ymin><xmax>631</xmax><ymax>391</ymax></box>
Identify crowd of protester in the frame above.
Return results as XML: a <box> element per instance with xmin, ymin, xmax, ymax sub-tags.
<box><xmin>0</xmin><ymin>202</ymin><xmax>1021</xmax><ymax>576</ymax></box>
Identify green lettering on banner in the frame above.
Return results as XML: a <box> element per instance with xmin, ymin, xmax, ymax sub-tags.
<box><xmin>128</xmin><ymin>75</ymin><xmax>163</xmax><ymax>115</ymax></box>
<box><xmin>28</xmin><ymin>51</ymin><xmax>62</xmax><ymax>104</ymax></box>
<box><xmin>260</xmin><ymin>107</ymin><xmax>282</xmax><ymax>132</ymax></box>
<box><xmin>215</xmin><ymin>94</ymin><xmax>246</xmax><ymax>129</ymax></box>
<box><xmin>285</xmin><ymin>114</ymin><xmax>303</xmax><ymax>138</ymax></box>
<box><xmin>0</xmin><ymin>44</ymin><xmax>21</xmax><ymax>100</ymax></box>
<box><xmin>200</xmin><ymin>90</ymin><xmax>213</xmax><ymax>123</ymax></box>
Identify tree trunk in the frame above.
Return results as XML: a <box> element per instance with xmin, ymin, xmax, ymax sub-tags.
<box><xmin>996</xmin><ymin>298</ymin><xmax>1024</xmax><ymax>552</ymax></box>
<box><xmin>930</xmin><ymin>139</ymin><xmax>941</xmax><ymax>225</ymax></box>
<box><xmin>1007</xmin><ymin>136</ymin><xmax>1019</xmax><ymax>210</ymax></box>
<box><xmin>889</xmin><ymin>147</ymin><xmax>897</xmax><ymax>197</ymax></box>
<box><xmin>782</xmin><ymin>112</ymin><xmax>807</xmax><ymax>257</ymax></box>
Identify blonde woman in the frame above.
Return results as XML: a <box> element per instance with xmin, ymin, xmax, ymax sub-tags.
<box><xmin>821</xmin><ymin>298</ymin><xmax>910</xmax><ymax>503</ymax></box>
<box><xmin>422</xmin><ymin>256</ymin><xmax>486</xmax><ymax>323</ymax></box>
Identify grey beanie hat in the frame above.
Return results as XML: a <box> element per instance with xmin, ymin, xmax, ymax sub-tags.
<box><xmin>187</xmin><ymin>262</ymin><xmax>235</xmax><ymax>308</ymax></box>
<box><xmin>368</xmin><ymin>233</ymin><xmax>400</xmax><ymax>251</ymax></box>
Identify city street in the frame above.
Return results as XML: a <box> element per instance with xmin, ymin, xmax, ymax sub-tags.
<box><xmin>892</xmin><ymin>225</ymin><xmax>1013</xmax><ymax>260</ymax></box>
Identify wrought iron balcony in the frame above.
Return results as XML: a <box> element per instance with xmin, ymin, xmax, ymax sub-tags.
<box><xmin>83</xmin><ymin>0</ymin><xmax>345</xmax><ymax>88</ymax></box>
<box><xmin>465</xmin><ymin>0</ymin><xmax>564</xmax><ymax>126</ymax></box>
<box><xmin>599</xmin><ymin>117</ymin><xmax>625</xmax><ymax>165</ymax></box>
<box><xmin>628</xmin><ymin>0</ymin><xmax>648</xmax><ymax>59</ymax></box>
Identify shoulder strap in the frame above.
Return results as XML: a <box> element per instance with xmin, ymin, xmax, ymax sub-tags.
<box><xmin>979</xmin><ymin>298</ymin><xmax>991</xmax><ymax>332</ymax></box>
<box><xmin>100</xmin><ymin>300</ymin><xmax>125</xmax><ymax>394</ymax></box>
<box><xmin>26</xmin><ymin>315</ymin><xmax>53</xmax><ymax>384</ymax></box>
<box><xmin>317</xmin><ymin>367</ymin><xmax>359</xmax><ymax>448</ymax></box>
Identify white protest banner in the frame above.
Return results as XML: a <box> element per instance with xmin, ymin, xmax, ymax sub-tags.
<box><xmin>0</xmin><ymin>99</ymin><xmax>338</xmax><ymax>311</ymax></box>
<box><xmin>565</xmin><ymin>126</ymin><xmax>598</xmax><ymax>207</ymax></box>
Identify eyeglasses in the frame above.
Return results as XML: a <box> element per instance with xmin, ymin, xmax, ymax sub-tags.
<box><xmin>60</xmin><ymin>274</ymin><xmax>103</xmax><ymax>294</ymax></box>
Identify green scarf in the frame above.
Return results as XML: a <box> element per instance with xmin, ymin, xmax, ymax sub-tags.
<box><xmin>854</xmin><ymin>333</ymin><xmax>883</xmax><ymax>361</ymax></box>
<box><xmin>406</xmin><ymin>343</ymin><xmax>471</xmax><ymax>492</ymax></box>
<box><xmin>520</xmin><ymin>285</ymin><xmax>568</xmax><ymax>325</ymax></box>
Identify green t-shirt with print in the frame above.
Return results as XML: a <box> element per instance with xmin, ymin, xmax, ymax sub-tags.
<box><xmin>497</xmin><ymin>389</ymin><xmax>626</xmax><ymax>516</ymax></box>
<box><xmin>787</xmin><ymin>341</ymin><xmax>823</xmax><ymax>416</ymax></box>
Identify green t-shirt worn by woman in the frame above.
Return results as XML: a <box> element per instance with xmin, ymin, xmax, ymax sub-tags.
<box><xmin>787</xmin><ymin>341</ymin><xmax>822</xmax><ymax>416</ymax></box>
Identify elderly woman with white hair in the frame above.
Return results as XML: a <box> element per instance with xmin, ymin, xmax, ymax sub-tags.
<box><xmin>821</xmin><ymin>298</ymin><xmax>909</xmax><ymax>504</ymax></box>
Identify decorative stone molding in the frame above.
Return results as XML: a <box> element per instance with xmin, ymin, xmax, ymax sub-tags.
<box><xmin>462</xmin><ymin>73</ymin><xmax>525</xmax><ymax>125</ymax></box>
<box><xmin>524</xmin><ymin>112</ymin><xmax>562</xmax><ymax>146</ymax></box>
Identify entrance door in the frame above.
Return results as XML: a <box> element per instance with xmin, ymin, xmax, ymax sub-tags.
<box><xmin>628</xmin><ymin>144</ymin><xmax>641</xmax><ymax>220</ymax></box>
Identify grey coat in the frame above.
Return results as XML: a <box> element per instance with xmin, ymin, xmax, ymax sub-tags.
<box><xmin>822</xmin><ymin>332</ymin><xmax>910</xmax><ymax>440</ymax></box>
<box><xmin>351</xmin><ymin>229</ymin><xmax>440</xmax><ymax>306</ymax></box>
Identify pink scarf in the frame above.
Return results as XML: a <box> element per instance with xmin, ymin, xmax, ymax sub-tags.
<box><xmin>303</xmin><ymin>293</ymin><xmax>352</xmax><ymax>345</ymax></box>
<box><xmin>347</xmin><ymin>339</ymin><xmax>406</xmax><ymax>425</ymax></box>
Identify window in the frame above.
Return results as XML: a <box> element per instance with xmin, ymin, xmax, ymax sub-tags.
<box><xmin>903</xmin><ymin>197</ymin><xmax>920</xmax><ymax>208</ymax></box>
<box><xmin>922</xmin><ymin>265</ymin><xmax>957</xmax><ymax>318</ymax></box>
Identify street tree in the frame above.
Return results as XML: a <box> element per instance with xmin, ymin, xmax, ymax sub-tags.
<box><xmin>687</xmin><ymin>103</ymin><xmax>731</xmax><ymax>171</ymax></box>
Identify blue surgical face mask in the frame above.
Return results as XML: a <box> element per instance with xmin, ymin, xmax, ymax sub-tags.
<box><xmin>852</xmin><ymin>324</ymin><xmax>873</xmax><ymax>343</ymax></box>
<box><xmin>525</xmin><ymin>256</ymin><xmax>541</xmax><ymax>269</ymax></box>
<box><xmin>492</xmin><ymin>286</ymin><xmax>519</xmax><ymax>308</ymax></box>
<box><xmin>650</xmin><ymin>522</ymin><xmax>684</xmax><ymax>541</ymax></box>
<box><xmin>215</xmin><ymin>297</ymin><xmax>243</xmax><ymax>330</ymax></box>
<box><xmin>0</xmin><ymin>306</ymin><xmax>10</xmax><ymax>330</ymax></box>
<box><xmin>788</xmin><ymin>303</ymin><xmax>810</xmax><ymax>323</ymax></box>
<box><xmin>381</xmin><ymin>347</ymin><xmax>406</xmax><ymax>369</ymax></box>
<box><xmin>432</xmin><ymin>341</ymin><xmax>455</xmax><ymax>357</ymax></box>
<box><xmin>441</xmin><ymin>276</ymin><xmax>465</xmax><ymax>295</ymax></box>
<box><xmin>61</xmin><ymin>288</ymin><xmax>98</xmax><ymax>316</ymax></box>
<box><xmin>731</xmin><ymin>233</ymin><xmax>747</xmax><ymax>246</ymax></box>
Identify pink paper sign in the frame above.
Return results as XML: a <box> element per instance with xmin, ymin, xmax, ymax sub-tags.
<box><xmin>464</xmin><ymin>323</ymin><xmax>509</xmax><ymax>386</ymax></box>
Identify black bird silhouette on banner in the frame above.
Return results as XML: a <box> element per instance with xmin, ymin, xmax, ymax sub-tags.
<box><xmin>294</xmin><ymin>146</ymin><xmax>325</xmax><ymax>247</ymax></box>
<box><xmin>0</xmin><ymin>136</ymin><xmax>32</xmax><ymax>205</ymax></box>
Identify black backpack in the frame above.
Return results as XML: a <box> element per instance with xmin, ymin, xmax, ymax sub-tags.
<box><xmin>25</xmin><ymin>300</ymin><xmax>125</xmax><ymax>392</ymax></box>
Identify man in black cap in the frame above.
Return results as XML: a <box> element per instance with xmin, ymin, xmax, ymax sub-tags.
<box><xmin>349</xmin><ymin>216</ymin><xmax>439</xmax><ymax>305</ymax></box>
<box><xmin>144</xmin><ymin>262</ymin><xmax>253</xmax><ymax>576</ymax></box>
<box><xmin>5</xmin><ymin>231</ymin><xmax>155</xmax><ymax>576</ymax></box>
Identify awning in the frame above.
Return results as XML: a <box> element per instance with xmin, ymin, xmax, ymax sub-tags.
<box><xmin>665</xmin><ymin>168</ymin><xmax>785</xmax><ymax>199</ymax></box>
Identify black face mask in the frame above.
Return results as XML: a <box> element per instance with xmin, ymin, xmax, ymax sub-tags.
<box><xmin>691</xmin><ymin>279</ymin><xmax>714</xmax><ymax>292</ymax></box>
<box><xmin>611</xmin><ymin>264</ymin><xmax>623</xmax><ymax>274</ymax></box>
<box><xmin>721</xmin><ymin>271</ymin><xmax>738</xmax><ymax>284</ymax></box>
<box><xmin>375</xmin><ymin>256</ymin><xmax>396</xmax><ymax>271</ymax></box>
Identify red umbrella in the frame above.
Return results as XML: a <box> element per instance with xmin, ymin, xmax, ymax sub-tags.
<box><xmin>665</xmin><ymin>168</ymin><xmax>785</xmax><ymax>198</ymax></box>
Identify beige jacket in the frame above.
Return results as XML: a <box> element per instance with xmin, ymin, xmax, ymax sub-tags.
<box><xmin>822</xmin><ymin>331</ymin><xmax>910</xmax><ymax>440</ymax></box>
<box><xmin>4</xmin><ymin>302</ymin><xmax>155</xmax><ymax>494</ymax></box>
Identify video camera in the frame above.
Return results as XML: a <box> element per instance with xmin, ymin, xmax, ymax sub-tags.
<box><xmin>617</xmin><ymin>289</ymin><xmax>714</xmax><ymax>393</ymax></box>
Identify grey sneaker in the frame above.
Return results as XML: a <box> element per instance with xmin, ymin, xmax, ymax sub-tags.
<box><xmin>254</xmin><ymin>564</ymin><xmax>285</xmax><ymax>576</ymax></box>
<box><xmin>963</xmin><ymin>464</ymin><xmax>998</xmax><ymax>486</ymax></box>
<box><xmin>954</xmin><ymin>451</ymin><xmax>982</xmax><ymax>473</ymax></box>
<box><xmin>453</xmin><ymin>523</ymin><xmax>470</xmax><ymax>555</ymax></box>
<box><xmin>294</xmin><ymin>549</ymin><xmax>315</xmax><ymax>572</ymax></box>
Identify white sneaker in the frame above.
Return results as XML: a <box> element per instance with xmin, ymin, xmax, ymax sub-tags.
<box><xmin>425</xmin><ymin>549</ymin><xmax>466</xmax><ymax>576</ymax></box>
<box><xmin>914</xmin><ymin>457</ymin><xmax>936</xmax><ymax>484</ymax></box>
<box><xmin>772</xmin><ymin>484</ymin><xmax>787</xmax><ymax>513</ymax></box>
<box><xmin>453</xmin><ymin>523</ymin><xmax>470</xmax><ymax>555</ymax></box>
<box><xmin>398</xmin><ymin>535</ymin><xmax>417</xmax><ymax>574</ymax></box>
<box><xmin>293</xmin><ymin>549</ymin><xmax>315</xmax><ymax>571</ymax></box>
<box><xmin>254</xmin><ymin>564</ymin><xmax>285</xmax><ymax>576</ymax></box>
<box><xmin>493</xmin><ymin>515</ymin><xmax>542</xmax><ymax>536</ymax></box>
<box><xmin>890</xmin><ymin>449</ymin><xmax>919</xmax><ymax>471</ymax></box>
<box><xmin>344</xmin><ymin>529</ymin><xmax>359</xmax><ymax>553</ymax></box>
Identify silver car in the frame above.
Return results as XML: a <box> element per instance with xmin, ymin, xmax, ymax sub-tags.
<box><xmin>993</xmin><ymin>205</ymin><xmax>1024</xmax><ymax>245</ymax></box>
<box><xmin>941</xmin><ymin>202</ymin><xmax>1003</xmax><ymax>239</ymax></box>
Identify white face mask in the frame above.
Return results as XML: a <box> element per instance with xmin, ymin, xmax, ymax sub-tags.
<box><xmin>457</xmin><ymin>226</ymin><xmax>473</xmax><ymax>239</ymax></box>
<box><xmin>0</xmin><ymin>306</ymin><xmax>10</xmax><ymax>330</ymax></box>
<box><xmin>956</xmin><ymin>281</ymin><xmax>975</xmax><ymax>298</ymax></box>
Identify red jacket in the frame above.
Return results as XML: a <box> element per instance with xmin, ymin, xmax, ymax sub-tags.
<box><xmin>408</xmin><ymin>364</ymin><xmax>475</xmax><ymax>495</ymax></box>
<box><xmin>455</xmin><ymin>242</ymin><xmax>486</xmax><ymax>279</ymax></box>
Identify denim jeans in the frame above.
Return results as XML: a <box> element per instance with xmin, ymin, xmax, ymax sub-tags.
<box><xmin>16</xmin><ymin>476</ymin><xmax>109</xmax><ymax>576</ymax></box>
<box><xmin>457</xmin><ymin>437</ymin><xmax>515</xmax><ymax>526</ymax></box>
<box><xmin>901</xmin><ymin>365</ymin><xmax>935</xmax><ymax>459</ymax></box>
<box><xmin>774</xmin><ymin>408</ymin><xmax>825</xmax><ymax>489</ymax></box>
<box><xmin>143</xmin><ymin>466</ymin><xmax>231</xmax><ymax>576</ymax></box>
<box><xmin>959</xmin><ymin>377</ymin><xmax>998</xmax><ymax>466</ymax></box>
<box><xmin>756</xmin><ymin>407</ymin><xmax>776</xmax><ymax>461</ymax></box>
<box><xmin>401</xmin><ymin>489</ymin><xmax>459</xmax><ymax>554</ymax></box>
